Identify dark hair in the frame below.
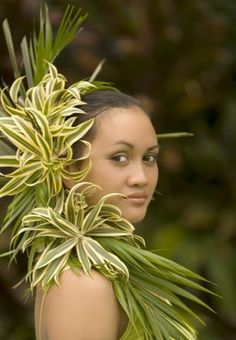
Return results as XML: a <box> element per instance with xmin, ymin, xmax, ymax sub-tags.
<box><xmin>81</xmin><ymin>88</ymin><xmax>141</xmax><ymax>120</ymax></box>
<box><xmin>73</xmin><ymin>89</ymin><xmax>152</xmax><ymax>157</ymax></box>
<box><xmin>83</xmin><ymin>89</ymin><xmax>142</xmax><ymax>115</ymax></box>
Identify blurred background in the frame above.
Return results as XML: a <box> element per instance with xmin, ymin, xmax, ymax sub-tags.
<box><xmin>0</xmin><ymin>0</ymin><xmax>235</xmax><ymax>339</ymax></box>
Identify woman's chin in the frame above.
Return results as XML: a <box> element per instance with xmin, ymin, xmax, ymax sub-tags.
<box><xmin>121</xmin><ymin>208</ymin><xmax>147</xmax><ymax>224</ymax></box>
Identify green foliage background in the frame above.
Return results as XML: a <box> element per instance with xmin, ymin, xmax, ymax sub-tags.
<box><xmin>0</xmin><ymin>0</ymin><xmax>235</xmax><ymax>339</ymax></box>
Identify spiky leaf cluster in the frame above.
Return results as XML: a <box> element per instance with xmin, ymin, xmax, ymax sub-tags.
<box><xmin>0</xmin><ymin>62</ymin><xmax>97</xmax><ymax>238</ymax></box>
<box><xmin>11</xmin><ymin>183</ymin><xmax>135</xmax><ymax>290</ymax></box>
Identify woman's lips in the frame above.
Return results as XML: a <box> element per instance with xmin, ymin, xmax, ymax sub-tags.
<box><xmin>126</xmin><ymin>193</ymin><xmax>147</xmax><ymax>205</ymax></box>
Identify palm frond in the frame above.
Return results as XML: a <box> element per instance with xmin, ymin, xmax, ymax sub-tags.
<box><xmin>52</xmin><ymin>6</ymin><xmax>87</xmax><ymax>60</ymax></box>
<box><xmin>2</xmin><ymin>20</ymin><xmax>21</xmax><ymax>80</ymax></box>
<box><xmin>25</xmin><ymin>5</ymin><xmax>87</xmax><ymax>85</ymax></box>
<box><xmin>2</xmin><ymin>5</ymin><xmax>87</xmax><ymax>90</ymax></box>
<box><xmin>157</xmin><ymin>132</ymin><xmax>194</xmax><ymax>139</ymax></box>
<box><xmin>102</xmin><ymin>238</ymin><xmax>216</xmax><ymax>339</ymax></box>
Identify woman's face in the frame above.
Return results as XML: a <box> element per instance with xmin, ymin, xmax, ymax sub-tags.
<box><xmin>84</xmin><ymin>106</ymin><xmax>159</xmax><ymax>223</ymax></box>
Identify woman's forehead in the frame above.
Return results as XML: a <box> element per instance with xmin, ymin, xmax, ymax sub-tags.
<box><xmin>96</xmin><ymin>106</ymin><xmax>152</xmax><ymax>126</ymax></box>
<box><xmin>92</xmin><ymin>106</ymin><xmax>157</xmax><ymax>145</ymax></box>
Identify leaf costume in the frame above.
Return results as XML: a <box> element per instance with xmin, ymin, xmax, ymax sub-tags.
<box><xmin>0</xmin><ymin>5</ymin><xmax>214</xmax><ymax>340</ymax></box>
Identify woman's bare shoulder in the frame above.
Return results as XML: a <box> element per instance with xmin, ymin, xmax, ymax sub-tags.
<box><xmin>35</xmin><ymin>269</ymin><xmax>122</xmax><ymax>340</ymax></box>
<box><xmin>42</xmin><ymin>268</ymin><xmax>120</xmax><ymax>319</ymax></box>
<box><xmin>57</xmin><ymin>268</ymin><xmax>114</xmax><ymax>293</ymax></box>
<box><xmin>44</xmin><ymin>268</ymin><xmax>117</xmax><ymax>308</ymax></box>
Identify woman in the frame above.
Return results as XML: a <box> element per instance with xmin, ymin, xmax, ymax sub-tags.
<box><xmin>0</xmin><ymin>62</ymin><xmax>211</xmax><ymax>340</ymax></box>
<box><xmin>0</xmin><ymin>7</ymin><xmax>213</xmax><ymax>339</ymax></box>
<box><xmin>35</xmin><ymin>89</ymin><xmax>159</xmax><ymax>340</ymax></box>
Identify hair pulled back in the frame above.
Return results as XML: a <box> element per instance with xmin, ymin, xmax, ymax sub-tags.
<box><xmin>73</xmin><ymin>89</ymin><xmax>149</xmax><ymax>158</ymax></box>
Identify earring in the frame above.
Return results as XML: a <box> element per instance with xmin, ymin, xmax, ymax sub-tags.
<box><xmin>151</xmin><ymin>190</ymin><xmax>162</xmax><ymax>201</ymax></box>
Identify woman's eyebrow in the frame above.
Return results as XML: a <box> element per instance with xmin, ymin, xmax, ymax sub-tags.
<box><xmin>113</xmin><ymin>141</ymin><xmax>134</xmax><ymax>148</ymax></box>
<box><xmin>113</xmin><ymin>140</ymin><xmax>160</xmax><ymax>151</ymax></box>
<box><xmin>147</xmin><ymin>144</ymin><xmax>160</xmax><ymax>151</ymax></box>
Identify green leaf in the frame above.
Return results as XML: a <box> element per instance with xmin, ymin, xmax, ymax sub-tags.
<box><xmin>1</xmin><ymin>188</ymin><xmax>35</xmax><ymax>234</ymax></box>
<box><xmin>0</xmin><ymin>174</ymin><xmax>28</xmax><ymax>197</ymax></box>
<box><xmin>0</xmin><ymin>120</ymin><xmax>40</xmax><ymax>156</ymax></box>
<box><xmin>35</xmin><ymin>133</ymin><xmax>51</xmax><ymax>162</ymax></box>
<box><xmin>52</xmin><ymin>5</ymin><xmax>88</xmax><ymax>60</ymax></box>
<box><xmin>7</xmin><ymin>161</ymin><xmax>41</xmax><ymax>178</ymax></box>
<box><xmin>83</xmin><ymin>237</ymin><xmax>129</xmax><ymax>277</ymax></box>
<box><xmin>89</xmin><ymin>59</ymin><xmax>106</xmax><ymax>82</ymax></box>
<box><xmin>21</xmin><ymin>37</ymin><xmax>34</xmax><ymax>88</ymax></box>
<box><xmin>9</xmin><ymin>76</ymin><xmax>25</xmax><ymax>103</ymax></box>
<box><xmin>0</xmin><ymin>90</ymin><xmax>24</xmax><ymax>116</ymax></box>
<box><xmin>59</xmin><ymin>118</ymin><xmax>94</xmax><ymax>149</ymax></box>
<box><xmin>64</xmin><ymin>183</ymin><xmax>86</xmax><ymax>225</ymax></box>
<box><xmin>29</xmin><ymin>5</ymin><xmax>87</xmax><ymax>84</ymax></box>
<box><xmin>0</xmin><ymin>156</ymin><xmax>19</xmax><ymax>167</ymax></box>
<box><xmin>157</xmin><ymin>132</ymin><xmax>194</xmax><ymax>139</ymax></box>
<box><xmin>2</xmin><ymin>20</ymin><xmax>21</xmax><ymax>80</ymax></box>
<box><xmin>48</xmin><ymin>208</ymin><xmax>77</xmax><ymax>236</ymax></box>
<box><xmin>41</xmin><ymin>252</ymin><xmax>70</xmax><ymax>287</ymax></box>
<box><xmin>34</xmin><ymin>238</ymin><xmax>76</xmax><ymax>270</ymax></box>
<box><xmin>88</xmin><ymin>225</ymin><xmax>132</xmax><ymax>237</ymax></box>
<box><xmin>76</xmin><ymin>239</ymin><xmax>91</xmax><ymax>275</ymax></box>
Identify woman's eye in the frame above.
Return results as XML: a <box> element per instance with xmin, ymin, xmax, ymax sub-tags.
<box><xmin>144</xmin><ymin>153</ymin><xmax>158</xmax><ymax>164</ymax></box>
<box><xmin>111</xmin><ymin>154</ymin><xmax>128</xmax><ymax>163</ymax></box>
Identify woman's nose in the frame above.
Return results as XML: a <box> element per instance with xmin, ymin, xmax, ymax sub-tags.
<box><xmin>127</xmin><ymin>163</ymin><xmax>148</xmax><ymax>187</ymax></box>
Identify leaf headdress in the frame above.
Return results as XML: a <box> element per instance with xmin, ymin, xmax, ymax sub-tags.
<box><xmin>0</xmin><ymin>5</ymin><xmax>215</xmax><ymax>340</ymax></box>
